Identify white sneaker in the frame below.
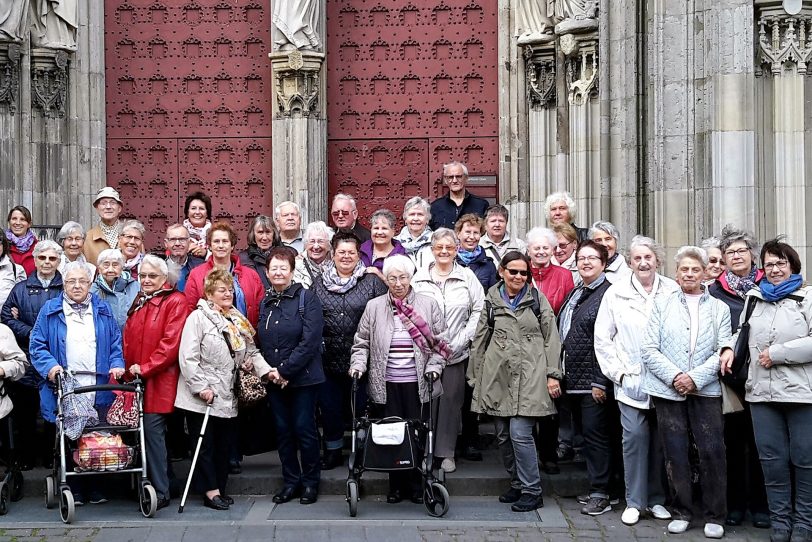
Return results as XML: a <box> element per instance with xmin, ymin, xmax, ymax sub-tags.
<box><xmin>647</xmin><ymin>504</ymin><xmax>672</xmax><ymax>520</ymax></box>
<box><xmin>704</xmin><ymin>523</ymin><xmax>724</xmax><ymax>539</ymax></box>
<box><xmin>621</xmin><ymin>507</ymin><xmax>640</xmax><ymax>525</ymax></box>
<box><xmin>440</xmin><ymin>458</ymin><xmax>456</xmax><ymax>473</ymax></box>
<box><xmin>668</xmin><ymin>520</ymin><xmax>690</xmax><ymax>534</ymax></box>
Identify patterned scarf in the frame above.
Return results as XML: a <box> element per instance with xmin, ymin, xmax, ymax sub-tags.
<box><xmin>321</xmin><ymin>260</ymin><xmax>366</xmax><ymax>294</ymax></box>
<box><xmin>212</xmin><ymin>303</ymin><xmax>254</xmax><ymax>352</ymax></box>
<box><xmin>99</xmin><ymin>221</ymin><xmax>121</xmax><ymax>249</ymax></box>
<box><xmin>457</xmin><ymin>245</ymin><xmax>483</xmax><ymax>266</ymax></box>
<box><xmin>5</xmin><ymin>229</ymin><xmax>36</xmax><ymax>253</ymax></box>
<box><xmin>725</xmin><ymin>266</ymin><xmax>758</xmax><ymax>298</ymax></box>
<box><xmin>63</xmin><ymin>291</ymin><xmax>92</xmax><ymax>320</ymax></box>
<box><xmin>128</xmin><ymin>286</ymin><xmax>169</xmax><ymax>316</ymax></box>
<box><xmin>123</xmin><ymin>252</ymin><xmax>144</xmax><ymax>279</ymax></box>
<box><xmin>395</xmin><ymin>226</ymin><xmax>432</xmax><ymax>256</ymax></box>
<box><xmin>390</xmin><ymin>294</ymin><xmax>452</xmax><ymax>360</ymax></box>
<box><xmin>184</xmin><ymin>218</ymin><xmax>211</xmax><ymax>249</ymax></box>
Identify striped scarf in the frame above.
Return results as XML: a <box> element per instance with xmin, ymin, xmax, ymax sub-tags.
<box><xmin>390</xmin><ymin>294</ymin><xmax>452</xmax><ymax>360</ymax></box>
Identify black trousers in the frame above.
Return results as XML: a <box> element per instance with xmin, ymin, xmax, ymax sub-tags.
<box><xmin>184</xmin><ymin>410</ymin><xmax>234</xmax><ymax>496</ymax></box>
<box><xmin>459</xmin><ymin>358</ymin><xmax>479</xmax><ymax>449</ymax></box>
<box><xmin>6</xmin><ymin>381</ymin><xmax>45</xmax><ymax>464</ymax></box>
<box><xmin>725</xmin><ymin>406</ymin><xmax>768</xmax><ymax>515</ymax></box>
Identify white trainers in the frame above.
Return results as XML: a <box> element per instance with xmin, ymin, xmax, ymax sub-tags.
<box><xmin>621</xmin><ymin>507</ymin><xmax>641</xmax><ymax>525</ymax></box>
<box><xmin>440</xmin><ymin>457</ymin><xmax>456</xmax><ymax>473</ymax></box>
<box><xmin>668</xmin><ymin>520</ymin><xmax>690</xmax><ymax>534</ymax></box>
<box><xmin>704</xmin><ymin>523</ymin><xmax>724</xmax><ymax>539</ymax></box>
<box><xmin>647</xmin><ymin>504</ymin><xmax>672</xmax><ymax>520</ymax></box>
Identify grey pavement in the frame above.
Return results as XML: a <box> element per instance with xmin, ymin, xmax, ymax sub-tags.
<box><xmin>0</xmin><ymin>495</ymin><xmax>771</xmax><ymax>541</ymax></box>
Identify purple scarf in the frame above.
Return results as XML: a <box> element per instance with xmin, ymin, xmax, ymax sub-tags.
<box><xmin>391</xmin><ymin>295</ymin><xmax>452</xmax><ymax>360</ymax></box>
<box><xmin>5</xmin><ymin>229</ymin><xmax>36</xmax><ymax>253</ymax></box>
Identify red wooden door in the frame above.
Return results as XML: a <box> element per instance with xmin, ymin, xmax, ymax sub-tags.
<box><xmin>326</xmin><ymin>0</ymin><xmax>500</xmax><ymax>228</ymax></box>
<box><xmin>105</xmin><ymin>0</ymin><xmax>273</xmax><ymax>250</ymax></box>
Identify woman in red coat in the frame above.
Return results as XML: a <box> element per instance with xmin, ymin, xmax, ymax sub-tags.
<box><xmin>124</xmin><ymin>254</ymin><xmax>189</xmax><ymax>510</ymax></box>
<box><xmin>184</xmin><ymin>222</ymin><xmax>265</xmax><ymax>327</ymax></box>
<box><xmin>6</xmin><ymin>206</ymin><xmax>37</xmax><ymax>276</ymax></box>
<box><xmin>526</xmin><ymin>226</ymin><xmax>575</xmax><ymax>315</ymax></box>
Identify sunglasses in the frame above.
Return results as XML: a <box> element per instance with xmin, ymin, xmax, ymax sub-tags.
<box><xmin>708</xmin><ymin>257</ymin><xmax>721</xmax><ymax>264</ymax></box>
<box><xmin>331</xmin><ymin>210</ymin><xmax>351</xmax><ymax>217</ymax></box>
<box><xmin>505</xmin><ymin>269</ymin><xmax>530</xmax><ymax>277</ymax></box>
<box><xmin>37</xmin><ymin>255</ymin><xmax>59</xmax><ymax>262</ymax></box>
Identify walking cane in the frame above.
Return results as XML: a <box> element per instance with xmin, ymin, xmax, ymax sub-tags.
<box><xmin>178</xmin><ymin>401</ymin><xmax>213</xmax><ymax>513</ymax></box>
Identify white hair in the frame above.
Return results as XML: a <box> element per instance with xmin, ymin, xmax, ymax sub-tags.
<box><xmin>62</xmin><ymin>260</ymin><xmax>93</xmax><ymax>281</ymax></box>
<box><xmin>589</xmin><ymin>220</ymin><xmax>620</xmax><ymax>241</ymax></box>
<box><xmin>675</xmin><ymin>245</ymin><xmax>708</xmax><ymax>267</ymax></box>
<box><xmin>303</xmin><ymin>221</ymin><xmax>335</xmax><ymax>243</ymax></box>
<box><xmin>629</xmin><ymin>235</ymin><xmax>665</xmax><ymax>266</ymax></box>
<box><xmin>382</xmin><ymin>254</ymin><xmax>416</xmax><ymax>280</ymax></box>
<box><xmin>402</xmin><ymin>196</ymin><xmax>432</xmax><ymax>221</ymax></box>
<box><xmin>274</xmin><ymin>200</ymin><xmax>301</xmax><ymax>218</ymax></box>
<box><xmin>442</xmin><ymin>161</ymin><xmax>468</xmax><ymax>177</ymax></box>
<box><xmin>56</xmin><ymin>221</ymin><xmax>85</xmax><ymax>243</ymax></box>
<box><xmin>140</xmin><ymin>254</ymin><xmax>168</xmax><ymax>276</ymax></box>
<box><xmin>700</xmin><ymin>236</ymin><xmax>720</xmax><ymax>250</ymax></box>
<box><xmin>332</xmin><ymin>193</ymin><xmax>358</xmax><ymax>212</ymax></box>
<box><xmin>97</xmin><ymin>248</ymin><xmax>125</xmax><ymax>266</ymax></box>
<box><xmin>544</xmin><ymin>192</ymin><xmax>576</xmax><ymax>220</ymax></box>
<box><xmin>525</xmin><ymin>227</ymin><xmax>557</xmax><ymax>247</ymax></box>
<box><xmin>33</xmin><ymin>240</ymin><xmax>63</xmax><ymax>258</ymax></box>
<box><xmin>120</xmin><ymin>219</ymin><xmax>146</xmax><ymax>238</ymax></box>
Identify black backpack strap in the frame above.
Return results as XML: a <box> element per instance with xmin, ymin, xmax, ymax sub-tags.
<box><xmin>787</xmin><ymin>293</ymin><xmax>806</xmax><ymax>303</ymax></box>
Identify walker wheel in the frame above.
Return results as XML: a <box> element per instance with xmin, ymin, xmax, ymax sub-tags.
<box><xmin>424</xmin><ymin>482</ymin><xmax>449</xmax><ymax>518</ymax></box>
<box><xmin>346</xmin><ymin>480</ymin><xmax>359</xmax><ymax>517</ymax></box>
<box><xmin>10</xmin><ymin>469</ymin><xmax>23</xmax><ymax>502</ymax></box>
<box><xmin>45</xmin><ymin>475</ymin><xmax>56</xmax><ymax>509</ymax></box>
<box><xmin>59</xmin><ymin>489</ymin><xmax>75</xmax><ymax>524</ymax></box>
<box><xmin>140</xmin><ymin>483</ymin><xmax>157</xmax><ymax>518</ymax></box>
<box><xmin>0</xmin><ymin>481</ymin><xmax>8</xmax><ymax>516</ymax></box>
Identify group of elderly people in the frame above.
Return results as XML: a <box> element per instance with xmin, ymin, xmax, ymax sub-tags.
<box><xmin>0</xmin><ymin>167</ymin><xmax>809</xmax><ymax>540</ymax></box>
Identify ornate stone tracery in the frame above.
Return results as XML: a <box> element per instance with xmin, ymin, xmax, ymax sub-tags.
<box><xmin>758</xmin><ymin>12</ymin><xmax>812</xmax><ymax>74</ymax></box>
<box><xmin>524</xmin><ymin>46</ymin><xmax>556</xmax><ymax>109</ymax></box>
<box><xmin>270</xmin><ymin>50</ymin><xmax>323</xmax><ymax>118</ymax></box>
<box><xmin>31</xmin><ymin>49</ymin><xmax>70</xmax><ymax>118</ymax></box>
<box><xmin>0</xmin><ymin>42</ymin><xmax>20</xmax><ymax>113</ymax></box>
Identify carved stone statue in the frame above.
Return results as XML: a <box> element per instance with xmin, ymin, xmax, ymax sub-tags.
<box><xmin>516</xmin><ymin>0</ymin><xmax>556</xmax><ymax>46</ymax></box>
<box><xmin>0</xmin><ymin>0</ymin><xmax>30</xmax><ymax>42</ymax></box>
<box><xmin>554</xmin><ymin>0</ymin><xmax>599</xmax><ymax>35</ymax></box>
<box><xmin>272</xmin><ymin>0</ymin><xmax>321</xmax><ymax>52</ymax></box>
<box><xmin>30</xmin><ymin>0</ymin><xmax>77</xmax><ymax>51</ymax></box>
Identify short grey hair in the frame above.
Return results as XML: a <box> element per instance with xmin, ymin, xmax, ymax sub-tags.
<box><xmin>369</xmin><ymin>209</ymin><xmax>397</xmax><ymax>230</ymax></box>
<box><xmin>382</xmin><ymin>254</ymin><xmax>416</xmax><ymax>280</ymax></box>
<box><xmin>544</xmin><ymin>192</ymin><xmax>577</xmax><ymax>220</ymax></box>
<box><xmin>62</xmin><ymin>261</ymin><xmax>93</xmax><ymax>281</ymax></box>
<box><xmin>274</xmin><ymin>200</ymin><xmax>301</xmax><ymax>218</ymax></box>
<box><xmin>700</xmin><ymin>236</ymin><xmax>720</xmax><ymax>250</ymax></box>
<box><xmin>719</xmin><ymin>225</ymin><xmax>759</xmax><ymax>261</ymax></box>
<box><xmin>402</xmin><ymin>196</ymin><xmax>431</xmax><ymax>221</ymax></box>
<box><xmin>303</xmin><ymin>221</ymin><xmax>335</xmax><ymax>243</ymax></box>
<box><xmin>120</xmin><ymin>219</ymin><xmax>146</xmax><ymax>239</ymax></box>
<box><xmin>332</xmin><ymin>193</ymin><xmax>358</xmax><ymax>211</ymax></box>
<box><xmin>675</xmin><ymin>245</ymin><xmax>708</xmax><ymax>267</ymax></box>
<box><xmin>431</xmin><ymin>228</ymin><xmax>458</xmax><ymax>246</ymax></box>
<box><xmin>33</xmin><ymin>240</ymin><xmax>63</xmax><ymax>258</ymax></box>
<box><xmin>589</xmin><ymin>220</ymin><xmax>620</xmax><ymax>242</ymax></box>
<box><xmin>629</xmin><ymin>235</ymin><xmax>665</xmax><ymax>266</ymax></box>
<box><xmin>140</xmin><ymin>254</ymin><xmax>168</xmax><ymax>276</ymax></box>
<box><xmin>56</xmin><ymin>221</ymin><xmax>85</xmax><ymax>243</ymax></box>
<box><xmin>442</xmin><ymin>161</ymin><xmax>468</xmax><ymax>177</ymax></box>
<box><xmin>97</xmin><ymin>248</ymin><xmax>125</xmax><ymax>266</ymax></box>
<box><xmin>525</xmin><ymin>227</ymin><xmax>557</xmax><ymax>247</ymax></box>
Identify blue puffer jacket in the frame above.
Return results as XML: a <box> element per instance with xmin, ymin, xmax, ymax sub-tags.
<box><xmin>29</xmin><ymin>293</ymin><xmax>125</xmax><ymax>423</ymax></box>
<box><xmin>90</xmin><ymin>274</ymin><xmax>139</xmax><ymax>330</ymax></box>
<box><xmin>257</xmin><ymin>283</ymin><xmax>325</xmax><ymax>388</ymax></box>
<box><xmin>0</xmin><ymin>272</ymin><xmax>64</xmax><ymax>386</ymax></box>
<box><xmin>641</xmin><ymin>288</ymin><xmax>731</xmax><ymax>401</ymax></box>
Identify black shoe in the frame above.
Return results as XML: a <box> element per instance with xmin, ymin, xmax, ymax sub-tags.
<box><xmin>556</xmin><ymin>446</ymin><xmax>574</xmax><ymax>463</ymax></box>
<box><xmin>541</xmin><ymin>461</ymin><xmax>560</xmax><ymax>475</ymax></box>
<box><xmin>89</xmin><ymin>491</ymin><xmax>108</xmax><ymax>504</ymax></box>
<box><xmin>753</xmin><ymin>512</ymin><xmax>771</xmax><ymax>529</ymax></box>
<box><xmin>386</xmin><ymin>489</ymin><xmax>403</xmax><ymax>504</ymax></box>
<box><xmin>18</xmin><ymin>462</ymin><xmax>33</xmax><ymax>472</ymax></box>
<box><xmin>321</xmin><ymin>449</ymin><xmax>343</xmax><ymax>471</ymax></box>
<box><xmin>229</xmin><ymin>460</ymin><xmax>242</xmax><ymax>475</ymax></box>
<box><xmin>511</xmin><ymin>493</ymin><xmax>543</xmax><ymax>512</ymax></box>
<box><xmin>156</xmin><ymin>497</ymin><xmax>170</xmax><ymax>511</ymax></box>
<box><xmin>461</xmin><ymin>446</ymin><xmax>483</xmax><ymax>462</ymax></box>
<box><xmin>410</xmin><ymin>491</ymin><xmax>423</xmax><ymax>504</ymax></box>
<box><xmin>220</xmin><ymin>494</ymin><xmax>234</xmax><ymax>506</ymax></box>
<box><xmin>499</xmin><ymin>487</ymin><xmax>523</xmax><ymax>504</ymax></box>
<box><xmin>299</xmin><ymin>487</ymin><xmax>318</xmax><ymax>505</ymax></box>
<box><xmin>203</xmin><ymin>495</ymin><xmax>229</xmax><ymax>510</ymax></box>
<box><xmin>273</xmin><ymin>486</ymin><xmax>301</xmax><ymax>504</ymax></box>
<box><xmin>726</xmin><ymin>509</ymin><xmax>744</xmax><ymax>526</ymax></box>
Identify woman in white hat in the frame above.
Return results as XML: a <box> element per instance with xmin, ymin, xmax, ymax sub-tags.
<box><xmin>84</xmin><ymin>187</ymin><xmax>124</xmax><ymax>267</ymax></box>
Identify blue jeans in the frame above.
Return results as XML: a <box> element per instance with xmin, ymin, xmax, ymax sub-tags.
<box><xmin>751</xmin><ymin>402</ymin><xmax>812</xmax><ymax>534</ymax></box>
<box><xmin>494</xmin><ymin>416</ymin><xmax>542</xmax><ymax>496</ymax></box>
<box><xmin>318</xmin><ymin>372</ymin><xmax>368</xmax><ymax>451</ymax></box>
<box><xmin>268</xmin><ymin>384</ymin><xmax>321</xmax><ymax>490</ymax></box>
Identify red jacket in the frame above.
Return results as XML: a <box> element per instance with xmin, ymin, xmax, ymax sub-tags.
<box><xmin>184</xmin><ymin>254</ymin><xmax>265</xmax><ymax>327</ymax></box>
<box><xmin>531</xmin><ymin>263</ymin><xmax>575</xmax><ymax>316</ymax></box>
<box><xmin>9</xmin><ymin>239</ymin><xmax>36</xmax><ymax>276</ymax></box>
<box><xmin>122</xmin><ymin>285</ymin><xmax>189</xmax><ymax>414</ymax></box>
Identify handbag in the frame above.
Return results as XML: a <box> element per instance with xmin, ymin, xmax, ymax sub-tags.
<box><xmin>236</xmin><ymin>367</ymin><xmax>267</xmax><ymax>408</ymax></box>
<box><xmin>107</xmin><ymin>389</ymin><xmax>139</xmax><ymax>428</ymax></box>
<box><xmin>721</xmin><ymin>297</ymin><xmax>758</xmax><ymax>388</ymax></box>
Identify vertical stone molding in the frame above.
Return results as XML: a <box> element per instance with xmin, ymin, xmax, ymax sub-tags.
<box><xmin>270</xmin><ymin>50</ymin><xmax>327</xmax><ymax>226</ymax></box>
<box><xmin>0</xmin><ymin>42</ymin><xmax>21</xmax><ymax>114</ymax></box>
<box><xmin>30</xmin><ymin>48</ymin><xmax>69</xmax><ymax>118</ymax></box>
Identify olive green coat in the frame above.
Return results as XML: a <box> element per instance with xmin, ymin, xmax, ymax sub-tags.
<box><xmin>467</xmin><ymin>283</ymin><xmax>562</xmax><ymax>418</ymax></box>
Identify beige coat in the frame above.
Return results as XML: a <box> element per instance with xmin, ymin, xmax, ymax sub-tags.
<box><xmin>0</xmin><ymin>323</ymin><xmax>27</xmax><ymax>419</ymax></box>
<box><xmin>83</xmin><ymin>225</ymin><xmax>112</xmax><ymax>267</ymax></box>
<box><xmin>350</xmin><ymin>290</ymin><xmax>447</xmax><ymax>404</ymax></box>
<box><xmin>176</xmin><ymin>299</ymin><xmax>271</xmax><ymax>418</ymax></box>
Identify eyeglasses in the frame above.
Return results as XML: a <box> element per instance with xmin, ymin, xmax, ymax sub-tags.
<box><xmin>504</xmin><ymin>269</ymin><xmax>530</xmax><ymax>277</ymax></box>
<box><xmin>556</xmin><ymin>241</ymin><xmax>573</xmax><ymax>250</ymax></box>
<box><xmin>577</xmin><ymin>255</ymin><xmax>602</xmax><ymax>263</ymax></box>
<box><xmin>165</xmin><ymin>237</ymin><xmax>189</xmax><ymax>244</ymax></box>
<box><xmin>724</xmin><ymin>248</ymin><xmax>750</xmax><ymax>258</ymax></box>
<box><xmin>97</xmin><ymin>201</ymin><xmax>119</xmax><ymax>208</ymax></box>
<box><xmin>138</xmin><ymin>273</ymin><xmax>163</xmax><ymax>280</ymax></box>
<box><xmin>764</xmin><ymin>260</ymin><xmax>789</xmax><ymax>271</ymax></box>
<box><xmin>386</xmin><ymin>275</ymin><xmax>411</xmax><ymax>284</ymax></box>
<box><xmin>64</xmin><ymin>279</ymin><xmax>90</xmax><ymax>286</ymax></box>
<box><xmin>432</xmin><ymin>244</ymin><xmax>457</xmax><ymax>252</ymax></box>
<box><xmin>331</xmin><ymin>210</ymin><xmax>351</xmax><ymax>217</ymax></box>
<box><xmin>37</xmin><ymin>255</ymin><xmax>59</xmax><ymax>262</ymax></box>
<box><xmin>63</xmin><ymin>236</ymin><xmax>84</xmax><ymax>243</ymax></box>
<box><xmin>120</xmin><ymin>234</ymin><xmax>143</xmax><ymax>242</ymax></box>
<box><xmin>306</xmin><ymin>239</ymin><xmax>329</xmax><ymax>246</ymax></box>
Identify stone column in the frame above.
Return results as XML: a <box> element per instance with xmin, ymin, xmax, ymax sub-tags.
<box><xmin>755</xmin><ymin>0</ymin><xmax>812</xmax><ymax>267</ymax></box>
<box><xmin>270</xmin><ymin>0</ymin><xmax>327</xmax><ymax>227</ymax></box>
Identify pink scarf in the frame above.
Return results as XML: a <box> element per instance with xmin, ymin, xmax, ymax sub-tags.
<box><xmin>391</xmin><ymin>295</ymin><xmax>452</xmax><ymax>360</ymax></box>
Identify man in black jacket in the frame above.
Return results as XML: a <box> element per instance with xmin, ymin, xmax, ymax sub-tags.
<box><xmin>545</xmin><ymin>191</ymin><xmax>589</xmax><ymax>242</ymax></box>
<box><xmin>429</xmin><ymin>162</ymin><xmax>489</xmax><ymax>230</ymax></box>
<box><xmin>330</xmin><ymin>193</ymin><xmax>371</xmax><ymax>243</ymax></box>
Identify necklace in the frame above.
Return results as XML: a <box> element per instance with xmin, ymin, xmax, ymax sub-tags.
<box><xmin>433</xmin><ymin>268</ymin><xmax>452</xmax><ymax>277</ymax></box>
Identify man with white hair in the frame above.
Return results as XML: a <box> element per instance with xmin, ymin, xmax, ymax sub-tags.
<box><xmin>429</xmin><ymin>162</ymin><xmax>489</xmax><ymax>230</ymax></box>
<box><xmin>275</xmin><ymin>201</ymin><xmax>304</xmax><ymax>254</ymax></box>
<box><xmin>330</xmin><ymin>193</ymin><xmax>371</xmax><ymax>243</ymax></box>
<box><xmin>545</xmin><ymin>192</ymin><xmax>588</xmax><ymax>242</ymax></box>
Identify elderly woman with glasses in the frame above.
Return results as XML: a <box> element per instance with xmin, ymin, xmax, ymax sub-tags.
<box><xmin>552</xmin><ymin>223</ymin><xmax>579</xmax><ymax>285</ymax></box>
<box><xmin>350</xmin><ymin>254</ymin><xmax>448</xmax><ymax>505</ymax></box>
<box><xmin>526</xmin><ymin>227</ymin><xmax>574</xmax><ymax>316</ymax></box>
<box><xmin>57</xmin><ymin>221</ymin><xmax>96</xmax><ymax>278</ymax></box>
<box><xmin>709</xmin><ymin>225</ymin><xmax>769</xmax><ymax>529</ymax></box>
<box><xmin>293</xmin><ymin>221</ymin><xmax>334</xmax><ymax>288</ymax></box>
<box><xmin>360</xmin><ymin>209</ymin><xmax>407</xmax><ymax>279</ymax></box>
<box><xmin>589</xmin><ymin>221</ymin><xmax>631</xmax><ymax>285</ymax></box>
<box><xmin>1</xmin><ymin>239</ymin><xmax>64</xmax><ymax>469</ymax></box>
<box><xmin>395</xmin><ymin>197</ymin><xmax>433</xmax><ymax>268</ymax></box>
<box><xmin>90</xmin><ymin>249</ymin><xmax>139</xmax><ymax>331</ymax></box>
<box><xmin>701</xmin><ymin>236</ymin><xmax>725</xmax><ymax>284</ymax></box>
<box><xmin>239</xmin><ymin>215</ymin><xmax>281</xmax><ymax>290</ymax></box>
<box><xmin>118</xmin><ymin>220</ymin><xmax>146</xmax><ymax>280</ymax></box>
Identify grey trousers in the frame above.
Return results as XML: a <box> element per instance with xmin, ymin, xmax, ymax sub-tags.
<box><xmin>619</xmin><ymin>402</ymin><xmax>666</xmax><ymax>510</ymax></box>
<box><xmin>494</xmin><ymin>416</ymin><xmax>542</xmax><ymax>496</ymax></box>
<box><xmin>144</xmin><ymin>413</ymin><xmax>170</xmax><ymax>501</ymax></box>
<box><xmin>435</xmin><ymin>362</ymin><xmax>465</xmax><ymax>458</ymax></box>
